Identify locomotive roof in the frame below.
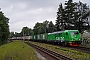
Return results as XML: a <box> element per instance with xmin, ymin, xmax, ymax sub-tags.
<box><xmin>65</xmin><ymin>30</ymin><xmax>78</xmax><ymax>31</ymax></box>
<box><xmin>48</xmin><ymin>30</ymin><xmax>78</xmax><ymax>35</ymax></box>
<box><xmin>48</xmin><ymin>31</ymin><xmax>64</xmax><ymax>34</ymax></box>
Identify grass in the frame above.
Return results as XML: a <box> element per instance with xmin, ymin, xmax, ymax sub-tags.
<box><xmin>0</xmin><ymin>40</ymin><xmax>39</xmax><ymax>60</ymax></box>
<box><xmin>29</xmin><ymin>41</ymin><xmax>90</xmax><ymax>60</ymax></box>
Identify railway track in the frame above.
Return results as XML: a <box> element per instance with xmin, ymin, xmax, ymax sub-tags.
<box><xmin>25</xmin><ymin>42</ymin><xmax>73</xmax><ymax>60</ymax></box>
<box><xmin>39</xmin><ymin>41</ymin><xmax>90</xmax><ymax>54</ymax></box>
<box><xmin>29</xmin><ymin>40</ymin><xmax>90</xmax><ymax>54</ymax></box>
<box><xmin>68</xmin><ymin>46</ymin><xmax>90</xmax><ymax>54</ymax></box>
<box><xmin>78</xmin><ymin>46</ymin><xmax>90</xmax><ymax>51</ymax></box>
<box><xmin>51</xmin><ymin>44</ymin><xmax>90</xmax><ymax>54</ymax></box>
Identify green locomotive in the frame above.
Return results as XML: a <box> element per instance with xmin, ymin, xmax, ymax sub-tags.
<box><xmin>30</xmin><ymin>30</ymin><xmax>81</xmax><ymax>46</ymax></box>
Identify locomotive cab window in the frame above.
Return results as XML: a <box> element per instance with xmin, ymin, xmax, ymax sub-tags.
<box><xmin>66</xmin><ymin>32</ymin><xmax>68</xmax><ymax>35</ymax></box>
<box><xmin>59</xmin><ymin>33</ymin><xmax>62</xmax><ymax>35</ymax></box>
<box><xmin>75</xmin><ymin>32</ymin><xmax>79</xmax><ymax>34</ymax></box>
<box><xmin>70</xmin><ymin>31</ymin><xmax>79</xmax><ymax>36</ymax></box>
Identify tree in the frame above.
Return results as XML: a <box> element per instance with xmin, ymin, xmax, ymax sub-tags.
<box><xmin>43</xmin><ymin>20</ymin><xmax>49</xmax><ymax>33</ymax></box>
<box><xmin>48</xmin><ymin>21</ymin><xmax>55</xmax><ymax>33</ymax></box>
<box><xmin>75</xmin><ymin>1</ymin><xmax>90</xmax><ymax>33</ymax></box>
<box><xmin>64</xmin><ymin>0</ymin><xmax>78</xmax><ymax>30</ymax></box>
<box><xmin>88</xmin><ymin>25</ymin><xmax>90</xmax><ymax>32</ymax></box>
<box><xmin>33</xmin><ymin>20</ymin><xmax>49</xmax><ymax>34</ymax></box>
<box><xmin>21</xmin><ymin>27</ymin><xmax>31</xmax><ymax>36</ymax></box>
<box><xmin>33</xmin><ymin>22</ymin><xmax>42</xmax><ymax>34</ymax></box>
<box><xmin>56</xmin><ymin>0</ymin><xmax>77</xmax><ymax>31</ymax></box>
<box><xmin>0</xmin><ymin>9</ymin><xmax>10</xmax><ymax>45</ymax></box>
<box><xmin>55</xmin><ymin>3</ymin><xmax>65</xmax><ymax>31</ymax></box>
<box><xmin>9</xmin><ymin>32</ymin><xmax>15</xmax><ymax>38</ymax></box>
<box><xmin>55</xmin><ymin>0</ymin><xmax>90</xmax><ymax>33</ymax></box>
<box><xmin>33</xmin><ymin>20</ymin><xmax>55</xmax><ymax>34</ymax></box>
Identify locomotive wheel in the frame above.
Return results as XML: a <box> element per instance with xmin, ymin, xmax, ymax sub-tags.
<box><xmin>63</xmin><ymin>42</ymin><xmax>68</xmax><ymax>46</ymax></box>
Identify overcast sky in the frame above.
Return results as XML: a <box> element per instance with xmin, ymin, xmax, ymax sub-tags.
<box><xmin>0</xmin><ymin>0</ymin><xmax>90</xmax><ymax>32</ymax></box>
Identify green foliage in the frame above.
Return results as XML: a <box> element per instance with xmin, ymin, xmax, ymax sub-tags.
<box><xmin>55</xmin><ymin>3</ymin><xmax>65</xmax><ymax>31</ymax></box>
<box><xmin>48</xmin><ymin>21</ymin><xmax>55</xmax><ymax>33</ymax></box>
<box><xmin>0</xmin><ymin>10</ymin><xmax>9</xmax><ymax>45</ymax></box>
<box><xmin>55</xmin><ymin>0</ymin><xmax>90</xmax><ymax>33</ymax></box>
<box><xmin>64</xmin><ymin>0</ymin><xmax>78</xmax><ymax>29</ymax></box>
<box><xmin>20</xmin><ymin>27</ymin><xmax>32</xmax><ymax>36</ymax></box>
<box><xmin>75</xmin><ymin>1</ymin><xmax>90</xmax><ymax>33</ymax></box>
<box><xmin>56</xmin><ymin>0</ymin><xmax>77</xmax><ymax>31</ymax></box>
<box><xmin>9</xmin><ymin>32</ymin><xmax>14</xmax><ymax>38</ymax></box>
<box><xmin>33</xmin><ymin>20</ymin><xmax>55</xmax><ymax>34</ymax></box>
<box><xmin>87</xmin><ymin>25</ymin><xmax>90</xmax><ymax>33</ymax></box>
<box><xmin>33</xmin><ymin>22</ymin><xmax>43</xmax><ymax>34</ymax></box>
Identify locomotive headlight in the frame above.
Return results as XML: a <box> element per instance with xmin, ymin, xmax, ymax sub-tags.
<box><xmin>70</xmin><ymin>42</ymin><xmax>72</xmax><ymax>43</ymax></box>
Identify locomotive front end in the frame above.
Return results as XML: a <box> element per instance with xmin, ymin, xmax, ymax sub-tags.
<box><xmin>69</xmin><ymin>30</ymin><xmax>81</xmax><ymax>46</ymax></box>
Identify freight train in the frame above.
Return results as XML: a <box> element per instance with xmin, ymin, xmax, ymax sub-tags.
<box><xmin>10</xmin><ymin>30</ymin><xmax>81</xmax><ymax>46</ymax></box>
<box><xmin>30</xmin><ymin>30</ymin><xmax>81</xmax><ymax>46</ymax></box>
